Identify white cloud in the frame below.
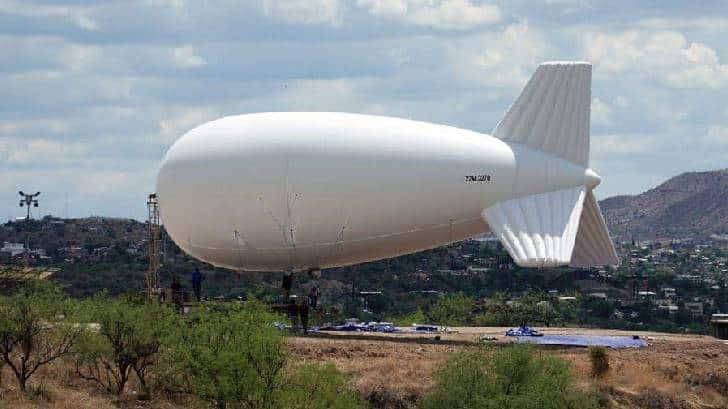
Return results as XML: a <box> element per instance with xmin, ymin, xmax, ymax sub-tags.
<box><xmin>637</xmin><ymin>17</ymin><xmax>728</xmax><ymax>32</ymax></box>
<box><xmin>60</xmin><ymin>44</ymin><xmax>101</xmax><ymax>72</ymax></box>
<box><xmin>357</xmin><ymin>0</ymin><xmax>500</xmax><ymax>30</ymax></box>
<box><xmin>159</xmin><ymin>108</ymin><xmax>219</xmax><ymax>143</ymax></box>
<box><xmin>583</xmin><ymin>29</ymin><xmax>728</xmax><ymax>89</ymax></box>
<box><xmin>463</xmin><ymin>22</ymin><xmax>551</xmax><ymax>88</ymax></box>
<box><xmin>591</xmin><ymin>134</ymin><xmax>655</xmax><ymax>158</ymax></box>
<box><xmin>613</xmin><ymin>96</ymin><xmax>629</xmax><ymax>108</ymax></box>
<box><xmin>262</xmin><ymin>0</ymin><xmax>344</xmax><ymax>26</ymax></box>
<box><xmin>591</xmin><ymin>97</ymin><xmax>613</xmax><ymax>126</ymax></box>
<box><xmin>171</xmin><ymin>46</ymin><xmax>206</xmax><ymax>68</ymax></box>
<box><xmin>0</xmin><ymin>138</ymin><xmax>89</xmax><ymax>164</ymax></box>
<box><xmin>0</xmin><ymin>0</ymin><xmax>99</xmax><ymax>31</ymax></box>
<box><xmin>704</xmin><ymin>125</ymin><xmax>728</xmax><ymax>145</ymax></box>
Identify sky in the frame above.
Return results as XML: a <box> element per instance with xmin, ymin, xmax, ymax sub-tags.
<box><xmin>1</xmin><ymin>0</ymin><xmax>727</xmax><ymax>221</ymax></box>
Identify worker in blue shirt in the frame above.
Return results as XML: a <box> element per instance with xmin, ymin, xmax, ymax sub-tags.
<box><xmin>191</xmin><ymin>268</ymin><xmax>203</xmax><ymax>301</ymax></box>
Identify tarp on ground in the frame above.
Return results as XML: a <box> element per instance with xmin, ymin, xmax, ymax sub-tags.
<box><xmin>516</xmin><ymin>335</ymin><xmax>647</xmax><ymax>348</ymax></box>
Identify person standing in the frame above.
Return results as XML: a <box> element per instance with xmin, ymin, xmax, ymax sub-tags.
<box><xmin>300</xmin><ymin>298</ymin><xmax>310</xmax><ymax>335</ymax></box>
<box><xmin>281</xmin><ymin>272</ymin><xmax>293</xmax><ymax>301</ymax></box>
<box><xmin>308</xmin><ymin>286</ymin><xmax>319</xmax><ymax>310</ymax></box>
<box><xmin>191</xmin><ymin>267</ymin><xmax>203</xmax><ymax>301</ymax></box>
<box><xmin>170</xmin><ymin>275</ymin><xmax>183</xmax><ymax>313</ymax></box>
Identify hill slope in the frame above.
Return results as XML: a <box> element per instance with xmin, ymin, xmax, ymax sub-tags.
<box><xmin>600</xmin><ymin>169</ymin><xmax>728</xmax><ymax>241</ymax></box>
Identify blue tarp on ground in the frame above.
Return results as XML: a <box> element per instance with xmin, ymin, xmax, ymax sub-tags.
<box><xmin>516</xmin><ymin>335</ymin><xmax>647</xmax><ymax>348</ymax></box>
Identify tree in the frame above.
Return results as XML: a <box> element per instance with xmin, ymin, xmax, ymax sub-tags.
<box><xmin>165</xmin><ymin>300</ymin><xmax>287</xmax><ymax>409</ymax></box>
<box><xmin>0</xmin><ymin>281</ymin><xmax>82</xmax><ymax>391</ymax></box>
<box><xmin>391</xmin><ymin>307</ymin><xmax>426</xmax><ymax>327</ymax></box>
<box><xmin>535</xmin><ymin>301</ymin><xmax>560</xmax><ymax>327</ymax></box>
<box><xmin>75</xmin><ymin>295</ymin><xmax>172</xmax><ymax>396</ymax></box>
<box><xmin>428</xmin><ymin>293</ymin><xmax>475</xmax><ymax>326</ymax></box>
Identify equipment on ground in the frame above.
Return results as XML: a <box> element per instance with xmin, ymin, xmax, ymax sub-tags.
<box><xmin>157</xmin><ymin>61</ymin><xmax>618</xmax><ymax>272</ymax></box>
<box><xmin>506</xmin><ymin>326</ymin><xmax>544</xmax><ymax>337</ymax></box>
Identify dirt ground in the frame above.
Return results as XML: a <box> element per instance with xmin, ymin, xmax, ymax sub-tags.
<box><xmin>289</xmin><ymin>327</ymin><xmax>728</xmax><ymax>409</ymax></box>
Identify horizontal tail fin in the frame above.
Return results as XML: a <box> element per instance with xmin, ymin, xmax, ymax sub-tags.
<box><xmin>570</xmin><ymin>191</ymin><xmax>619</xmax><ymax>267</ymax></box>
<box><xmin>493</xmin><ymin>61</ymin><xmax>591</xmax><ymax>167</ymax></box>
<box><xmin>482</xmin><ymin>187</ymin><xmax>585</xmax><ymax>267</ymax></box>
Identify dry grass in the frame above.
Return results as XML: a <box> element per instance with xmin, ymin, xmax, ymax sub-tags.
<box><xmin>290</xmin><ymin>331</ymin><xmax>728</xmax><ymax>409</ymax></box>
<box><xmin>0</xmin><ymin>328</ymin><xmax>726</xmax><ymax>408</ymax></box>
<box><xmin>0</xmin><ymin>358</ymin><xmax>192</xmax><ymax>409</ymax></box>
<box><xmin>553</xmin><ymin>340</ymin><xmax>728</xmax><ymax>408</ymax></box>
<box><xmin>288</xmin><ymin>337</ymin><xmax>455</xmax><ymax>408</ymax></box>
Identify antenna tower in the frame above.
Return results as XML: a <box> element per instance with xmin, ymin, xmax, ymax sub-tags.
<box><xmin>146</xmin><ymin>193</ymin><xmax>161</xmax><ymax>299</ymax></box>
<box><xmin>18</xmin><ymin>191</ymin><xmax>40</xmax><ymax>268</ymax></box>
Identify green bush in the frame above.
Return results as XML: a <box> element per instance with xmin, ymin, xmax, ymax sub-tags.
<box><xmin>0</xmin><ymin>281</ymin><xmax>83</xmax><ymax>392</ymax></box>
<box><xmin>75</xmin><ymin>295</ymin><xmax>173</xmax><ymax>396</ymax></box>
<box><xmin>164</xmin><ymin>299</ymin><xmax>288</xmax><ymax>409</ymax></box>
<box><xmin>281</xmin><ymin>362</ymin><xmax>366</xmax><ymax>409</ymax></box>
<box><xmin>391</xmin><ymin>307</ymin><xmax>427</xmax><ymax>327</ymax></box>
<box><xmin>421</xmin><ymin>345</ymin><xmax>599</xmax><ymax>409</ymax></box>
<box><xmin>164</xmin><ymin>300</ymin><xmax>367</xmax><ymax>409</ymax></box>
<box><xmin>588</xmin><ymin>346</ymin><xmax>609</xmax><ymax>378</ymax></box>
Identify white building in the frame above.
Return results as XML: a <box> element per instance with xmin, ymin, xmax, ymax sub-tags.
<box><xmin>1</xmin><ymin>242</ymin><xmax>25</xmax><ymax>257</ymax></box>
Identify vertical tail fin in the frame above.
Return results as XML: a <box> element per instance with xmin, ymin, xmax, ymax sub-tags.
<box><xmin>493</xmin><ymin>61</ymin><xmax>591</xmax><ymax>167</ymax></box>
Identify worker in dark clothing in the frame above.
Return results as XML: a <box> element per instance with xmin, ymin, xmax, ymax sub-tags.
<box><xmin>170</xmin><ymin>275</ymin><xmax>182</xmax><ymax>313</ymax></box>
<box><xmin>308</xmin><ymin>286</ymin><xmax>319</xmax><ymax>310</ymax></box>
<box><xmin>281</xmin><ymin>272</ymin><xmax>293</xmax><ymax>301</ymax></box>
<box><xmin>287</xmin><ymin>297</ymin><xmax>299</xmax><ymax>329</ymax></box>
<box><xmin>191</xmin><ymin>268</ymin><xmax>203</xmax><ymax>301</ymax></box>
<box><xmin>300</xmin><ymin>299</ymin><xmax>310</xmax><ymax>335</ymax></box>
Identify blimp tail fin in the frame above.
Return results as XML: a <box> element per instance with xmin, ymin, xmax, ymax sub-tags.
<box><xmin>482</xmin><ymin>187</ymin><xmax>586</xmax><ymax>268</ymax></box>
<box><xmin>482</xmin><ymin>187</ymin><xmax>619</xmax><ymax>268</ymax></box>
<box><xmin>493</xmin><ymin>61</ymin><xmax>591</xmax><ymax>167</ymax></box>
<box><xmin>570</xmin><ymin>190</ymin><xmax>619</xmax><ymax>267</ymax></box>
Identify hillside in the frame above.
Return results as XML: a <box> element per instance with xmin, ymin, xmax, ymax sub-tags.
<box><xmin>600</xmin><ymin>169</ymin><xmax>728</xmax><ymax>241</ymax></box>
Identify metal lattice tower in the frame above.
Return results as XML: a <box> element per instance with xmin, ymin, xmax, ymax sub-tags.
<box><xmin>146</xmin><ymin>193</ymin><xmax>161</xmax><ymax>298</ymax></box>
<box><xmin>18</xmin><ymin>191</ymin><xmax>40</xmax><ymax>268</ymax></box>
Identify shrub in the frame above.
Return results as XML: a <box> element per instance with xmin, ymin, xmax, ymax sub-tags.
<box><xmin>588</xmin><ymin>346</ymin><xmax>610</xmax><ymax>378</ymax></box>
<box><xmin>164</xmin><ymin>299</ymin><xmax>288</xmax><ymax>409</ymax></box>
<box><xmin>391</xmin><ymin>307</ymin><xmax>427</xmax><ymax>327</ymax></box>
<box><xmin>75</xmin><ymin>295</ymin><xmax>173</xmax><ymax>396</ymax></box>
<box><xmin>0</xmin><ymin>281</ymin><xmax>82</xmax><ymax>391</ymax></box>
<box><xmin>281</xmin><ymin>362</ymin><xmax>367</xmax><ymax>409</ymax></box>
<box><xmin>421</xmin><ymin>345</ymin><xmax>599</xmax><ymax>409</ymax></box>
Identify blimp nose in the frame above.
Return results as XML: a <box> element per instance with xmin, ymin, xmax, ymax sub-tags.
<box><xmin>584</xmin><ymin>168</ymin><xmax>601</xmax><ymax>190</ymax></box>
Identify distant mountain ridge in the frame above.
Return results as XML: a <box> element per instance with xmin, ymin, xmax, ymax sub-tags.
<box><xmin>599</xmin><ymin>169</ymin><xmax>728</xmax><ymax>241</ymax></box>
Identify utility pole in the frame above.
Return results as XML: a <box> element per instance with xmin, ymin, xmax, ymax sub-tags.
<box><xmin>146</xmin><ymin>193</ymin><xmax>161</xmax><ymax>299</ymax></box>
<box><xmin>18</xmin><ymin>191</ymin><xmax>40</xmax><ymax>268</ymax></box>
